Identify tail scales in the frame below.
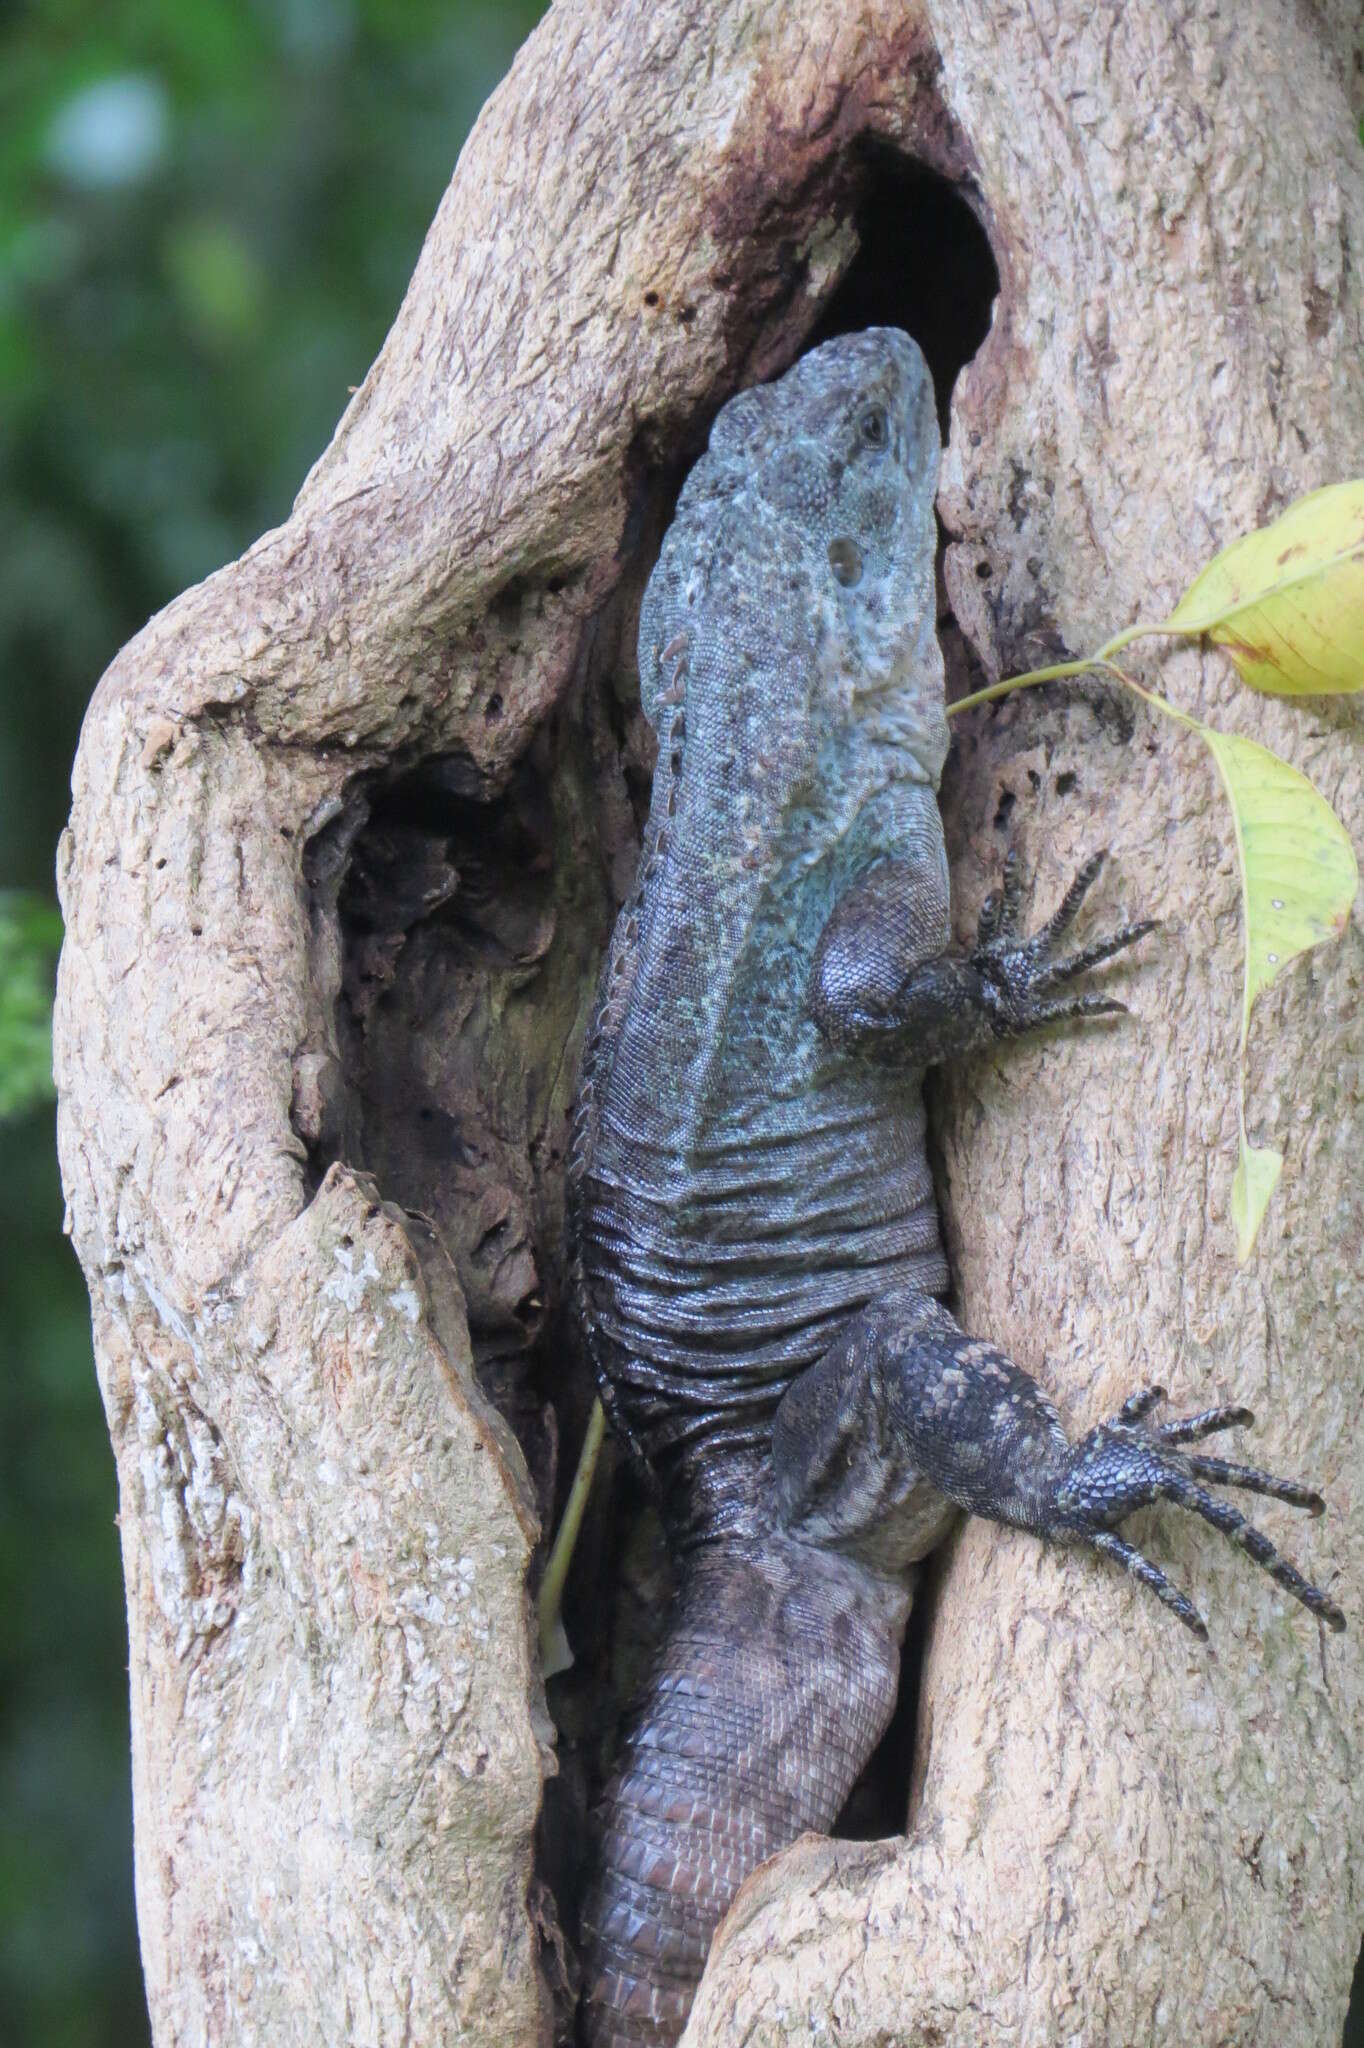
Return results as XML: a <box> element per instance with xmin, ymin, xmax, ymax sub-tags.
<box><xmin>580</xmin><ymin>1535</ymin><xmax>907</xmax><ymax>2047</ymax></box>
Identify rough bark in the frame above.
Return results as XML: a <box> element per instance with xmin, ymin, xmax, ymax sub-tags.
<box><xmin>54</xmin><ymin>3</ymin><xmax>1362</xmax><ymax>2046</ymax></box>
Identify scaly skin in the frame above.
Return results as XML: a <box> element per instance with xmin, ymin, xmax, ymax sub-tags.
<box><xmin>567</xmin><ymin>330</ymin><xmax>1343</xmax><ymax>2048</ymax></box>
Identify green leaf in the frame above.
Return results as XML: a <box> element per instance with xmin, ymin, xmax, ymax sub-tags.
<box><xmin>1162</xmin><ymin>479</ymin><xmax>1364</xmax><ymax>694</ymax></box>
<box><xmin>1193</xmin><ymin>727</ymin><xmax>1357</xmax><ymax>1258</ymax></box>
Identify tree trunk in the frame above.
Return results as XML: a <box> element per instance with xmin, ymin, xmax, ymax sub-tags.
<box><xmin>54</xmin><ymin>3</ymin><xmax>1363</xmax><ymax>2045</ymax></box>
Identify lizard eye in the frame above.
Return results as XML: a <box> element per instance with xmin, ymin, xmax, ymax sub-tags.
<box><xmin>828</xmin><ymin>537</ymin><xmax>864</xmax><ymax>587</ymax></box>
<box><xmin>859</xmin><ymin>405</ymin><xmax>889</xmax><ymax>449</ymax></box>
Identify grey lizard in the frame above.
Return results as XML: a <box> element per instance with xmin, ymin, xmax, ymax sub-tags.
<box><xmin>565</xmin><ymin>328</ymin><xmax>1344</xmax><ymax>2048</ymax></box>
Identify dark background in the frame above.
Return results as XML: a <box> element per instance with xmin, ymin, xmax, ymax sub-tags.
<box><xmin>0</xmin><ymin>5</ymin><xmax>543</xmax><ymax>2041</ymax></box>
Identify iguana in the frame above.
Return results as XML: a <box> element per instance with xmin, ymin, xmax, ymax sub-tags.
<box><xmin>565</xmin><ymin>328</ymin><xmax>1344</xmax><ymax>2048</ymax></box>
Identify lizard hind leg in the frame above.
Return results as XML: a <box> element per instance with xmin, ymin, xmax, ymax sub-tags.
<box><xmin>769</xmin><ymin>1291</ymin><xmax>1345</xmax><ymax>1639</ymax></box>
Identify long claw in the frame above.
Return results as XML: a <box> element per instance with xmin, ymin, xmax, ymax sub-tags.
<box><xmin>1164</xmin><ymin>1474</ymin><xmax>1345</xmax><ymax>1631</ymax></box>
<box><xmin>1038</xmin><ymin>918</ymin><xmax>1159</xmax><ymax>988</ymax></box>
<box><xmin>1091</xmin><ymin>1530</ymin><xmax>1208</xmax><ymax>1639</ymax></box>
<box><xmin>979</xmin><ymin>849</ymin><xmax>1026</xmax><ymax>945</ymax></box>
<box><xmin>1032</xmin><ymin>993</ymin><xmax>1128</xmax><ymax>1027</ymax></box>
<box><xmin>1155</xmin><ymin>1404</ymin><xmax>1254</xmax><ymax>1445</ymax></box>
<box><xmin>1064</xmin><ymin>1395</ymin><xmax>1344</xmax><ymax>1638</ymax></box>
<box><xmin>970</xmin><ymin>848</ymin><xmax>1153</xmax><ymax>1044</ymax></box>
<box><xmin>1184</xmin><ymin>1454</ymin><xmax>1326</xmax><ymax>1515</ymax></box>
<box><xmin>998</xmin><ymin>847</ymin><xmax>1025</xmax><ymax>935</ymax></box>
<box><xmin>1042</xmin><ymin>849</ymin><xmax>1107</xmax><ymax>944</ymax></box>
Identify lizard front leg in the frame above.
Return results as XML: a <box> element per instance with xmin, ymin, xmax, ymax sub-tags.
<box><xmin>810</xmin><ymin>845</ymin><xmax>1155</xmax><ymax>1064</ymax></box>
<box><xmin>771</xmin><ymin>1288</ymin><xmax>1344</xmax><ymax>1638</ymax></box>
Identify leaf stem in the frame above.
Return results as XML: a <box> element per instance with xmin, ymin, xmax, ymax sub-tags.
<box><xmin>946</xmin><ymin>657</ymin><xmax>1095</xmax><ymax>718</ymax></box>
<box><xmin>1093</xmin><ymin>659</ymin><xmax>1201</xmax><ymax>733</ymax></box>
<box><xmin>537</xmin><ymin>1396</ymin><xmax>606</xmax><ymax>1674</ymax></box>
<box><xmin>946</xmin><ymin>622</ymin><xmax>1172</xmax><ymax>720</ymax></box>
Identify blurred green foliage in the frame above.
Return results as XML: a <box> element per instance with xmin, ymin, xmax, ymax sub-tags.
<box><xmin>0</xmin><ymin>2</ymin><xmax>543</xmax><ymax>2041</ymax></box>
<box><xmin>0</xmin><ymin>894</ymin><xmax>61</xmax><ymax>1117</ymax></box>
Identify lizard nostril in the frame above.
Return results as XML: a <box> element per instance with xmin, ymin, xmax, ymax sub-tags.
<box><xmin>828</xmin><ymin>536</ymin><xmax>864</xmax><ymax>587</ymax></box>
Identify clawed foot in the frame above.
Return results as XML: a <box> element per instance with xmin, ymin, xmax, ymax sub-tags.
<box><xmin>1055</xmin><ymin>1386</ymin><xmax>1345</xmax><ymax>1639</ymax></box>
<box><xmin>972</xmin><ymin>848</ymin><xmax>1156</xmax><ymax>1038</ymax></box>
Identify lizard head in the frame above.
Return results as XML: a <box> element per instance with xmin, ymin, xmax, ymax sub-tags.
<box><xmin>641</xmin><ymin>329</ymin><xmax>947</xmax><ymax>792</ymax></box>
<box><xmin>742</xmin><ymin>327</ymin><xmax>946</xmax><ymax>787</ymax></box>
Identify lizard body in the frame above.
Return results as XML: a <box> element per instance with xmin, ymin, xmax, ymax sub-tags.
<box><xmin>567</xmin><ymin>329</ymin><xmax>1342</xmax><ymax>2048</ymax></box>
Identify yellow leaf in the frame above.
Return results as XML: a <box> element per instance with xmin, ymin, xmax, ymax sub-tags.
<box><xmin>1195</xmin><ymin>724</ymin><xmax>1357</xmax><ymax>1259</ymax></box>
<box><xmin>1163</xmin><ymin>479</ymin><xmax>1364</xmax><ymax>694</ymax></box>
<box><xmin>1199</xmin><ymin>727</ymin><xmax>1358</xmax><ymax>1042</ymax></box>
<box><xmin>1231</xmin><ymin>1138</ymin><xmax>1283</xmax><ymax>1264</ymax></box>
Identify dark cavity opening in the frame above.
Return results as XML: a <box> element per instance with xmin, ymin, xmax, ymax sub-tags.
<box><xmin>832</xmin><ymin>1554</ymin><xmax>938</xmax><ymax>1844</ymax></box>
<box><xmin>299</xmin><ymin>715</ymin><xmax>627</xmax><ymax>1551</ymax></box>
<box><xmin>809</xmin><ymin>143</ymin><xmax>1000</xmax><ymax>432</ymax></box>
<box><xmin>1345</xmin><ymin>1938</ymin><xmax>1364</xmax><ymax>2048</ymax></box>
<box><xmin>297</xmin><ymin>593</ymin><xmax>662</xmax><ymax>2042</ymax></box>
